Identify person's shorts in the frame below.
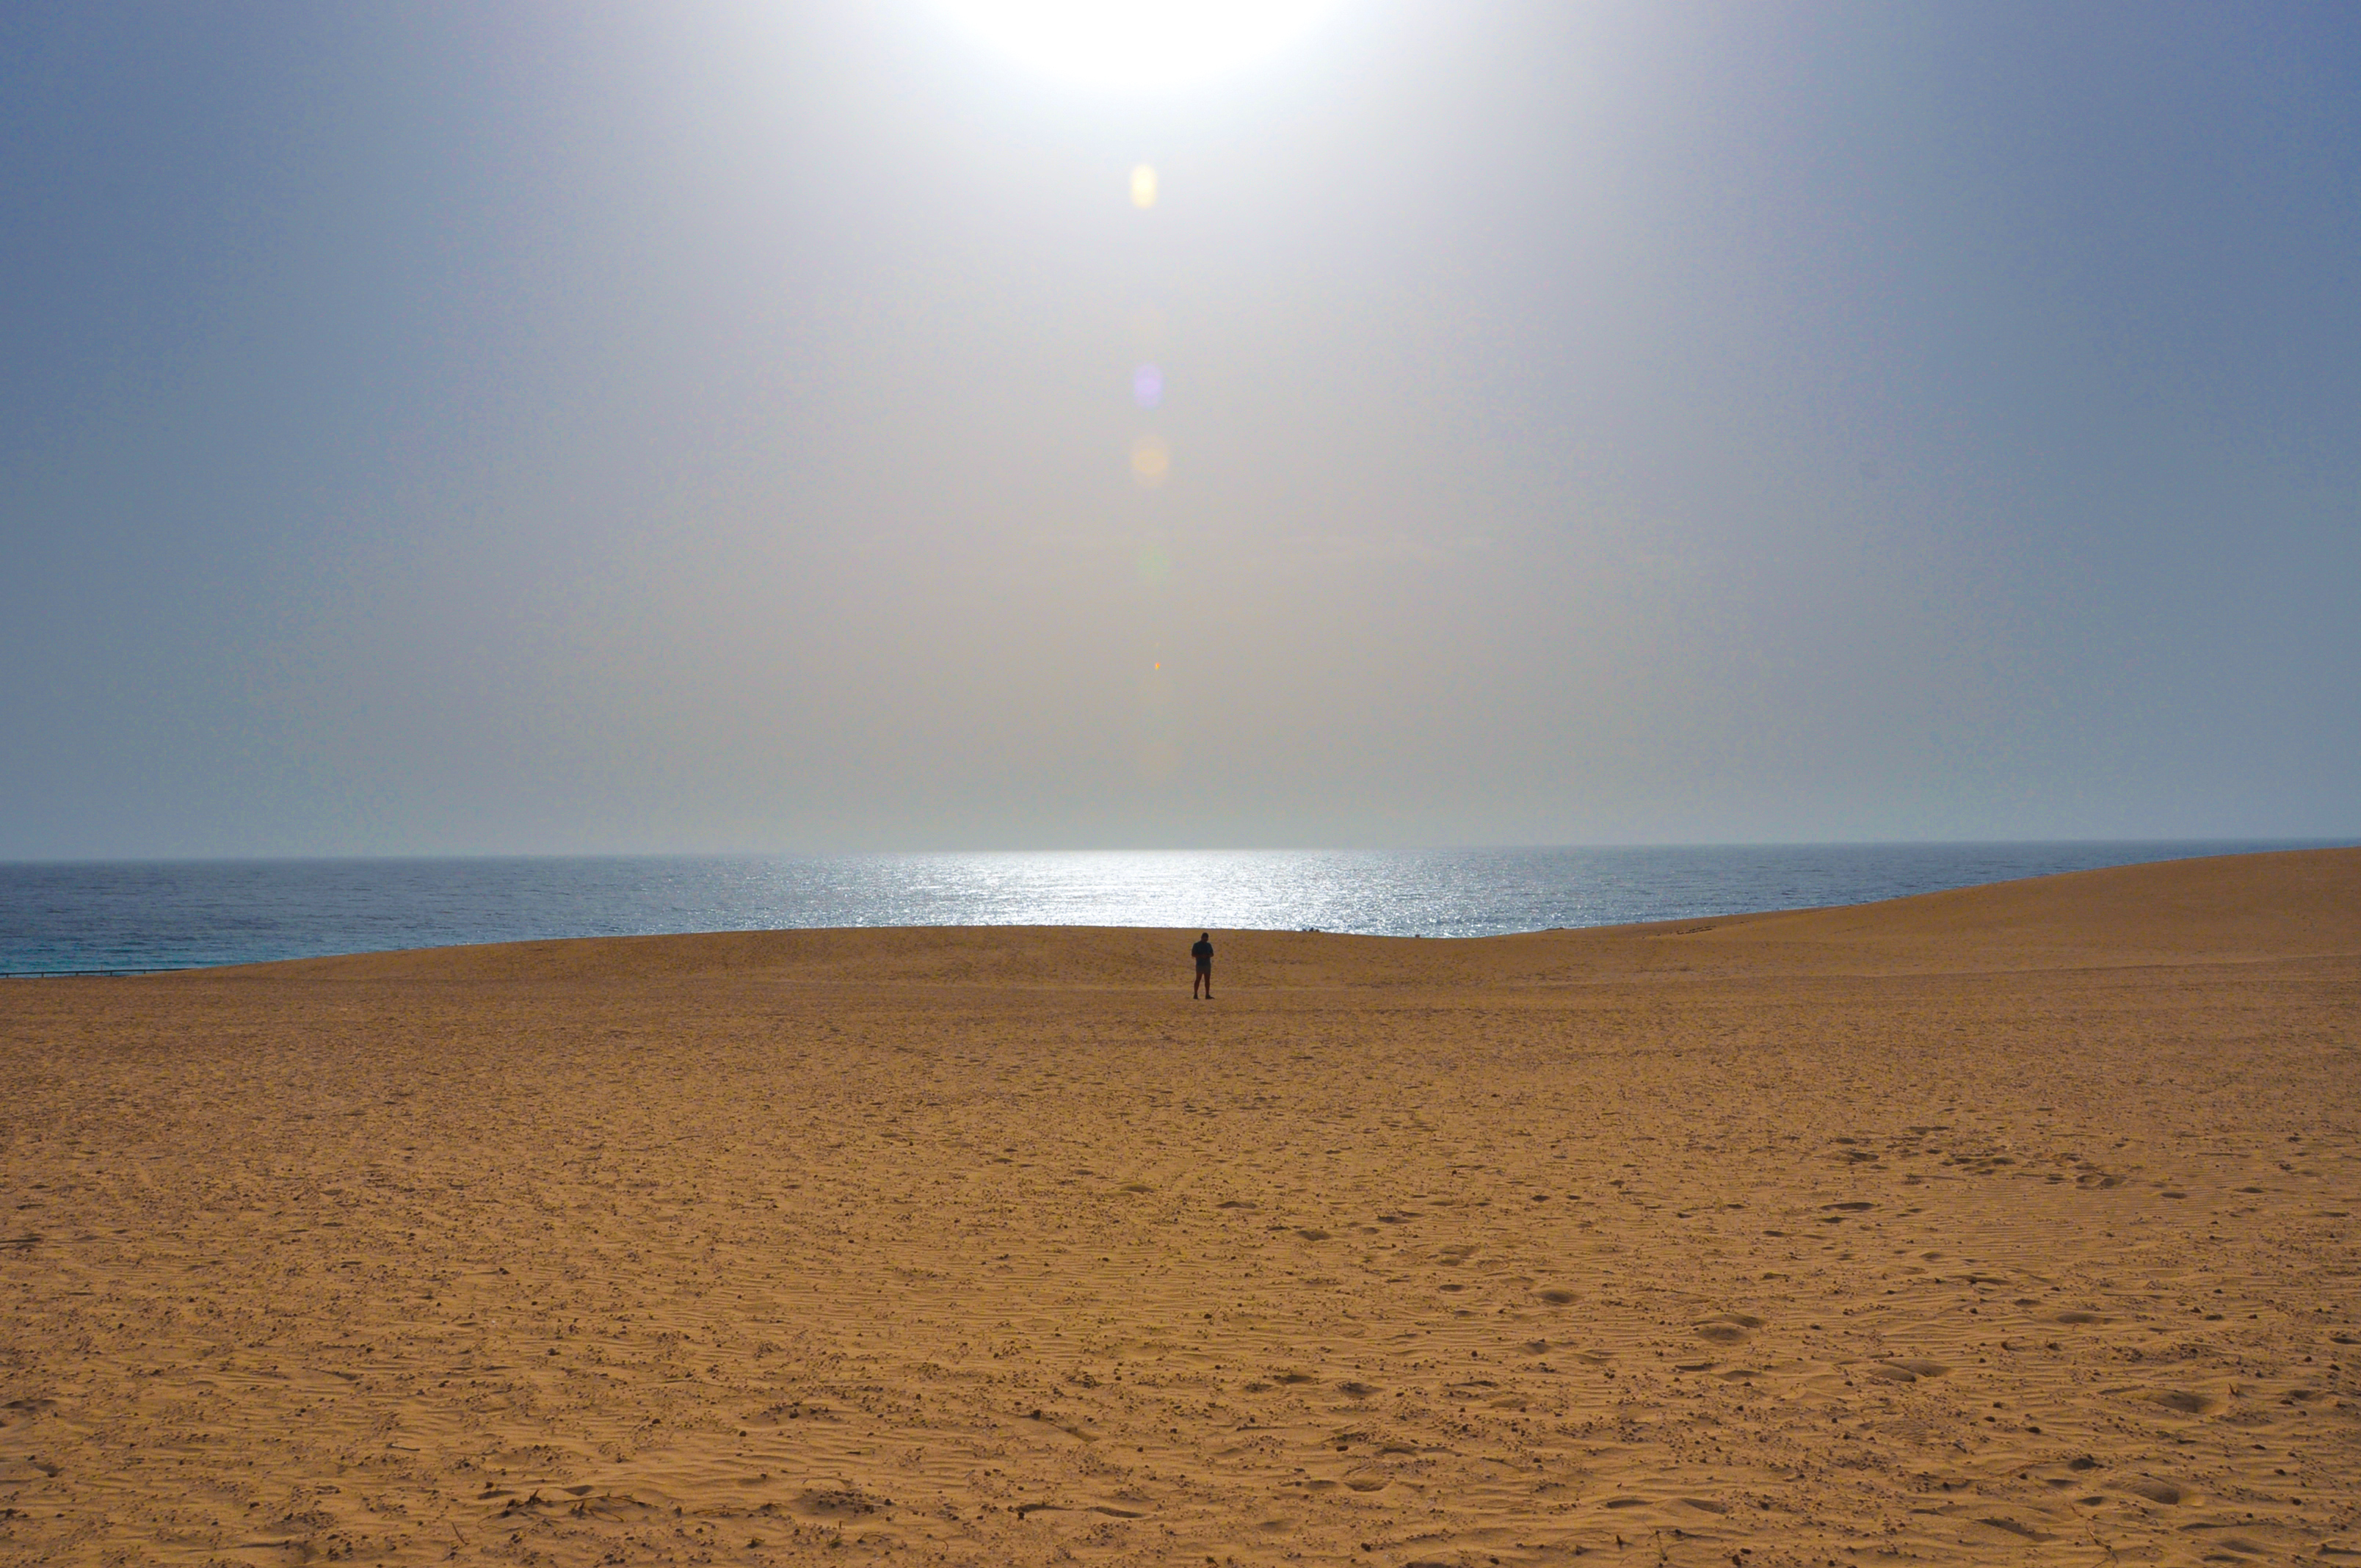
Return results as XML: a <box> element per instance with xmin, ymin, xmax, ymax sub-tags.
<box><xmin>1194</xmin><ymin>959</ymin><xmax>1211</xmax><ymax>972</ymax></box>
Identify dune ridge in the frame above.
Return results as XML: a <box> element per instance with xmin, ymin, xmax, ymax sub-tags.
<box><xmin>2</xmin><ymin>847</ymin><xmax>2357</xmax><ymax>1565</ymax></box>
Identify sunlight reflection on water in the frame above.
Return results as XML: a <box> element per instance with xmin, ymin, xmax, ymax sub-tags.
<box><xmin>0</xmin><ymin>841</ymin><xmax>2333</xmax><ymax>975</ymax></box>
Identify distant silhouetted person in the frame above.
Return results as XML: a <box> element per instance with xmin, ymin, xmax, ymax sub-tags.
<box><xmin>1192</xmin><ymin>932</ymin><xmax>1214</xmax><ymax>998</ymax></box>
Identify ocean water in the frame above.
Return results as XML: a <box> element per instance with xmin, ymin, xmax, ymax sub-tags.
<box><xmin>0</xmin><ymin>841</ymin><xmax>2338</xmax><ymax>976</ymax></box>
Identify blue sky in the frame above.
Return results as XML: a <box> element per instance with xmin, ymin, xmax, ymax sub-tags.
<box><xmin>4</xmin><ymin>1</ymin><xmax>2356</xmax><ymax>855</ymax></box>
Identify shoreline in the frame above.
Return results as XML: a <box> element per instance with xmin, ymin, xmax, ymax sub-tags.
<box><xmin>9</xmin><ymin>831</ymin><xmax>2351</xmax><ymax>982</ymax></box>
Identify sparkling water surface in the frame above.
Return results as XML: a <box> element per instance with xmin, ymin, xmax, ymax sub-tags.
<box><xmin>0</xmin><ymin>841</ymin><xmax>2338</xmax><ymax>976</ymax></box>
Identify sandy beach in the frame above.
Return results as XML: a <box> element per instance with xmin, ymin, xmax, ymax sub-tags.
<box><xmin>3</xmin><ymin>847</ymin><xmax>2357</xmax><ymax>1567</ymax></box>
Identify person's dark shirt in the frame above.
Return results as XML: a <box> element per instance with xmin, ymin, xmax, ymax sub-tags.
<box><xmin>1192</xmin><ymin>939</ymin><xmax>1214</xmax><ymax>962</ymax></box>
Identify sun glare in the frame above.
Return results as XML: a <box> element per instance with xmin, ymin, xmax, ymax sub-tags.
<box><xmin>934</xmin><ymin>0</ymin><xmax>1347</xmax><ymax>91</ymax></box>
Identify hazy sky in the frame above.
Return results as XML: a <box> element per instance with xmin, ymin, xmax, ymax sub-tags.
<box><xmin>4</xmin><ymin>2</ymin><xmax>2357</xmax><ymax>857</ymax></box>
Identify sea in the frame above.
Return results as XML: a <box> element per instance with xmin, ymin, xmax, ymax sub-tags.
<box><xmin>0</xmin><ymin>840</ymin><xmax>2340</xmax><ymax>977</ymax></box>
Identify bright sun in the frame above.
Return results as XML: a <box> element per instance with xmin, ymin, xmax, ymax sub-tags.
<box><xmin>933</xmin><ymin>0</ymin><xmax>1347</xmax><ymax>92</ymax></box>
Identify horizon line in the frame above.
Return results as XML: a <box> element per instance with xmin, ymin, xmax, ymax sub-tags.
<box><xmin>4</xmin><ymin>834</ymin><xmax>2354</xmax><ymax>868</ymax></box>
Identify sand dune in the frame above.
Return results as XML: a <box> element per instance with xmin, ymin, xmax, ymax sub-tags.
<box><xmin>3</xmin><ymin>847</ymin><xmax>2357</xmax><ymax>1565</ymax></box>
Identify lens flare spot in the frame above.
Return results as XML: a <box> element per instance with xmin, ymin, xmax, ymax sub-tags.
<box><xmin>1131</xmin><ymin>164</ymin><xmax>1158</xmax><ymax>208</ymax></box>
<box><xmin>1130</xmin><ymin>435</ymin><xmax>1169</xmax><ymax>485</ymax></box>
<box><xmin>1133</xmin><ymin>363</ymin><xmax>1164</xmax><ymax>409</ymax></box>
<box><xmin>1137</xmin><ymin>543</ymin><xmax>1170</xmax><ymax>583</ymax></box>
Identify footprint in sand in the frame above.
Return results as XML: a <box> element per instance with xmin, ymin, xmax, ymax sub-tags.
<box><xmin>1872</xmin><ymin>1358</ymin><xmax>1950</xmax><ymax>1382</ymax></box>
<box><xmin>1535</xmin><ymin>1288</ymin><xmax>1575</xmax><ymax>1305</ymax></box>
<box><xmin>1694</xmin><ymin>1313</ymin><xmax>1763</xmax><ymax>1345</ymax></box>
<box><xmin>2122</xmin><ymin>1479</ymin><xmax>2185</xmax><ymax>1505</ymax></box>
<box><xmin>2150</xmin><ymin>1389</ymin><xmax>2216</xmax><ymax>1416</ymax></box>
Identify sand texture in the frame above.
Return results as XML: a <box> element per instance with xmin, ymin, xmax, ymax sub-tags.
<box><xmin>4</xmin><ymin>847</ymin><xmax>2359</xmax><ymax>1567</ymax></box>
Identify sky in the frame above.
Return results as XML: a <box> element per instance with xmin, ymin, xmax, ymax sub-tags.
<box><xmin>3</xmin><ymin>1</ymin><xmax>2357</xmax><ymax>857</ymax></box>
